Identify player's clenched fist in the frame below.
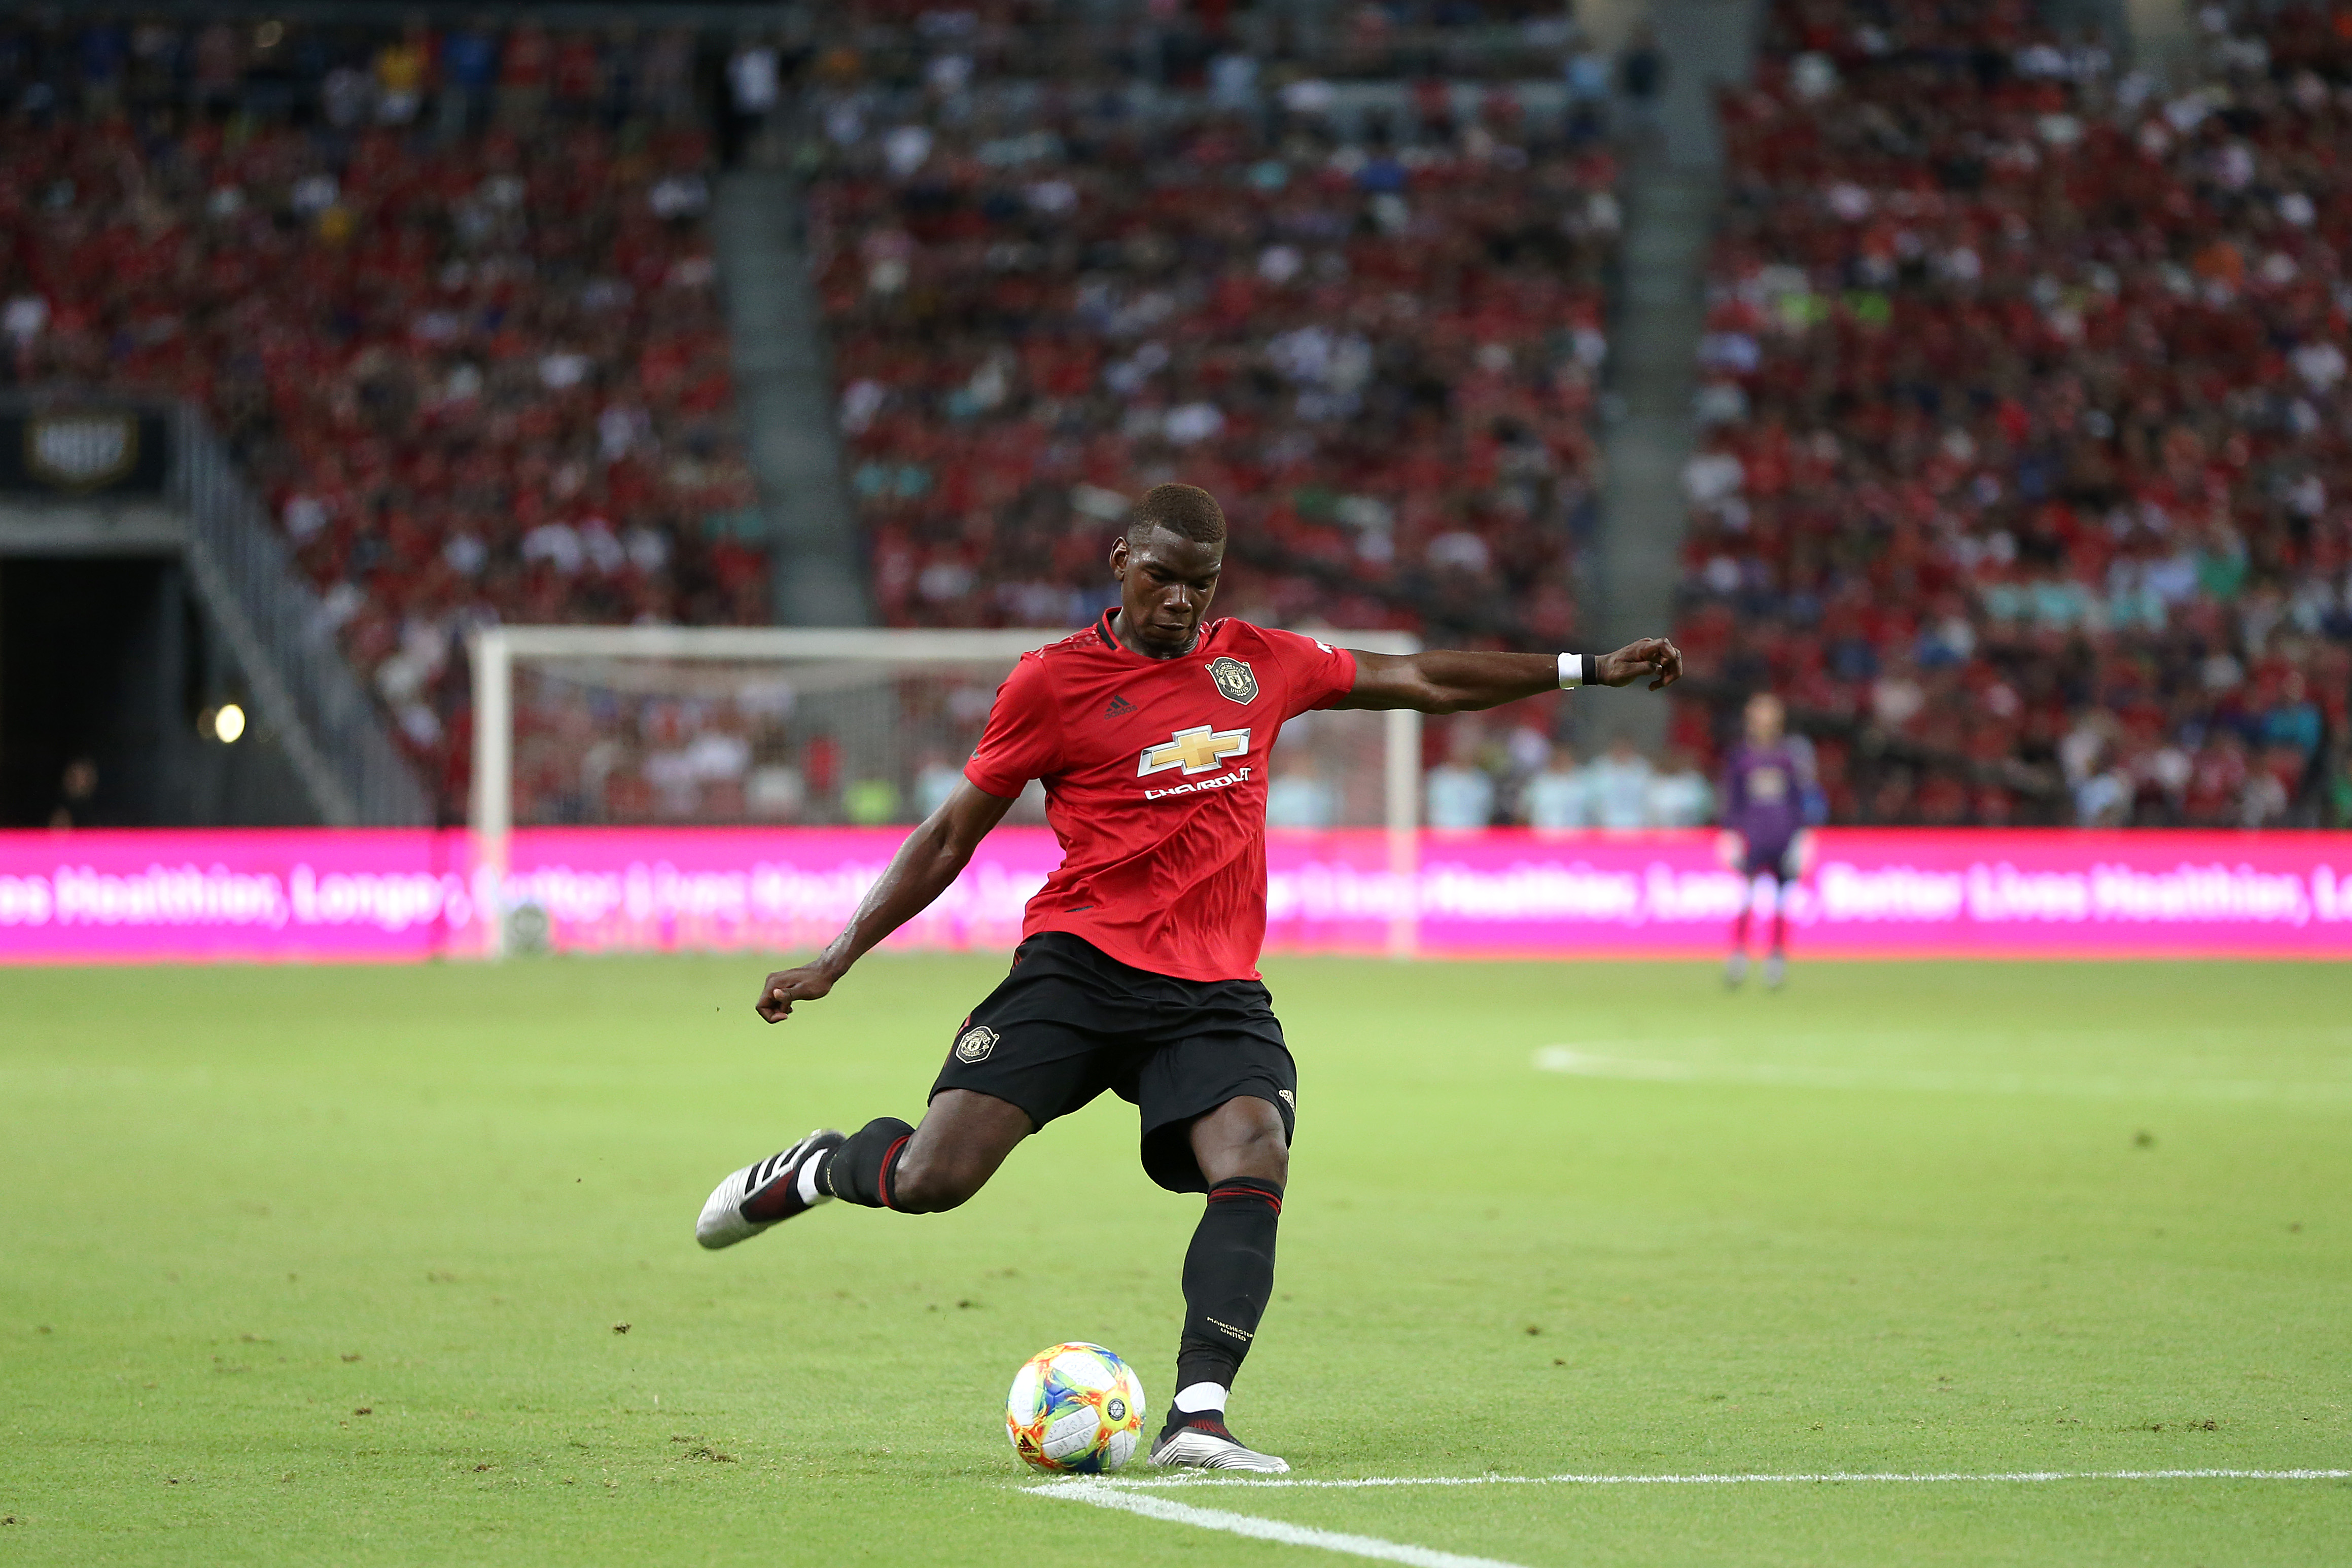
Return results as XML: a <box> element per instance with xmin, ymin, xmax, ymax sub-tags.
<box><xmin>1596</xmin><ymin>637</ymin><xmax>1684</xmax><ymax>691</ymax></box>
<box><xmin>756</xmin><ymin>964</ymin><xmax>836</xmax><ymax>1022</ymax></box>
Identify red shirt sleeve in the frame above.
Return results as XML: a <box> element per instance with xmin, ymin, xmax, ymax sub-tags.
<box><xmin>963</xmin><ymin>652</ymin><xmax>1064</xmax><ymax>797</ymax></box>
<box><xmin>1260</xmin><ymin>626</ymin><xmax>1359</xmax><ymax>719</ymax></box>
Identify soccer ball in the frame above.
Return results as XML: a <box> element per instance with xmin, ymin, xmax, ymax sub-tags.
<box><xmin>1004</xmin><ymin>1342</ymin><xmax>1147</xmax><ymax>1473</ymax></box>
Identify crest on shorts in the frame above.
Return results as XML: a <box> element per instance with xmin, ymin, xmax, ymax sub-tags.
<box><xmin>1205</xmin><ymin>655</ymin><xmax>1258</xmax><ymax>704</ymax></box>
<box><xmin>1277</xmin><ymin>1089</ymin><xmax>1295</xmax><ymax>1109</ymax></box>
<box><xmin>954</xmin><ymin>1025</ymin><xmax>998</xmax><ymax>1063</ymax></box>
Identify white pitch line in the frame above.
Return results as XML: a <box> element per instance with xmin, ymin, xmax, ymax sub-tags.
<box><xmin>1074</xmin><ymin>1467</ymin><xmax>2352</xmax><ymax>1490</ymax></box>
<box><xmin>1531</xmin><ymin>1046</ymin><xmax>2350</xmax><ymax>1103</ymax></box>
<box><xmin>1030</xmin><ymin>1479</ymin><xmax>1531</xmax><ymax>1568</ymax></box>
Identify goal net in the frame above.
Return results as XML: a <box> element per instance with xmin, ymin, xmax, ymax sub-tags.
<box><xmin>469</xmin><ymin>625</ymin><xmax>1421</xmax><ymax>955</ymax></box>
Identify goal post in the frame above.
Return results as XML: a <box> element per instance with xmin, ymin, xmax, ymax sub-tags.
<box><xmin>468</xmin><ymin>624</ymin><xmax>1422</xmax><ymax>959</ymax></box>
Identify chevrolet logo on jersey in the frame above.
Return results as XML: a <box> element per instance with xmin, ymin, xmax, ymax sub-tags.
<box><xmin>1138</xmin><ymin>725</ymin><xmax>1252</xmax><ymax>777</ymax></box>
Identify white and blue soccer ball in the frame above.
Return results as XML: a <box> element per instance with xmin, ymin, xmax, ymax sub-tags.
<box><xmin>1005</xmin><ymin>1341</ymin><xmax>1146</xmax><ymax>1473</ymax></box>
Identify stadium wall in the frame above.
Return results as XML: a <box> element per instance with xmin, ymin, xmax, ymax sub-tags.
<box><xmin>4</xmin><ymin>829</ymin><xmax>2352</xmax><ymax>965</ymax></box>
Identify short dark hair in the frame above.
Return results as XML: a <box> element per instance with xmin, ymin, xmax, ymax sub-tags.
<box><xmin>1127</xmin><ymin>483</ymin><xmax>1227</xmax><ymax>547</ymax></box>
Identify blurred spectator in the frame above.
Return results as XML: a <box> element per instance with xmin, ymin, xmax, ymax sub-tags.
<box><xmin>914</xmin><ymin>749</ymin><xmax>964</xmax><ymax>819</ymax></box>
<box><xmin>49</xmin><ymin>756</ymin><xmax>98</xmax><ymax>831</ymax></box>
<box><xmin>438</xmin><ymin>24</ymin><xmax>500</xmax><ymax>136</ymax></box>
<box><xmin>726</xmin><ymin>38</ymin><xmax>780</xmax><ymax>163</ymax></box>
<box><xmin>1582</xmin><ymin>735</ymin><xmax>1654</xmax><ymax>829</ymax></box>
<box><xmin>1426</xmin><ymin>729</ymin><xmax>1497</xmax><ymax>829</ymax></box>
<box><xmin>191</xmin><ymin>21</ymin><xmax>242</xmax><ymax>112</ymax></box>
<box><xmin>641</xmin><ymin>29</ymin><xmax>699</xmax><ymax>124</ymax></box>
<box><xmin>1646</xmin><ymin>747</ymin><xmax>1714</xmax><ymax>827</ymax></box>
<box><xmin>749</xmin><ymin>759</ymin><xmax>806</xmax><ymax>821</ymax></box>
<box><xmin>845</xmin><ymin>776</ymin><xmax>901</xmax><ymax>826</ymax></box>
<box><xmin>1617</xmin><ymin>25</ymin><xmax>1665</xmax><ymax>139</ymax></box>
<box><xmin>1267</xmin><ymin>754</ymin><xmax>1343</xmax><ymax>829</ymax></box>
<box><xmin>1567</xmin><ymin>44</ymin><xmax>1612</xmax><ymax>118</ymax></box>
<box><xmin>1521</xmin><ymin>743</ymin><xmax>1589</xmax><ymax>828</ymax></box>
<box><xmin>2261</xmin><ymin>672</ymin><xmax>2323</xmax><ymax>762</ymax></box>
<box><xmin>497</xmin><ymin>21</ymin><xmax>551</xmax><ymax>128</ymax></box>
<box><xmin>373</xmin><ymin>27</ymin><xmax>429</xmax><ymax>125</ymax></box>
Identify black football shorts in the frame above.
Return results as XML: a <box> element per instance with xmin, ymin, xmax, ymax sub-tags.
<box><xmin>930</xmin><ymin>931</ymin><xmax>1296</xmax><ymax>1193</ymax></box>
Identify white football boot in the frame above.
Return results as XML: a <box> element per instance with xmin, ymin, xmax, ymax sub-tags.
<box><xmin>695</xmin><ymin>1128</ymin><xmax>844</xmax><ymax>1250</ymax></box>
<box><xmin>1149</xmin><ymin>1418</ymin><xmax>1291</xmax><ymax>1474</ymax></box>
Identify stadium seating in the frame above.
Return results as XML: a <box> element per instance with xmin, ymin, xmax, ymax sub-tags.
<box><xmin>4</xmin><ymin>11</ymin><xmax>1616</xmax><ymax>825</ymax></box>
<box><xmin>798</xmin><ymin>65</ymin><xmax>1618</xmax><ymax>649</ymax></box>
<box><xmin>15</xmin><ymin>7</ymin><xmax>2340</xmax><ymax>830</ymax></box>
<box><xmin>0</xmin><ymin>19</ymin><xmax>756</xmax><ymax>817</ymax></box>
<box><xmin>1684</xmin><ymin>0</ymin><xmax>2352</xmax><ymax>825</ymax></box>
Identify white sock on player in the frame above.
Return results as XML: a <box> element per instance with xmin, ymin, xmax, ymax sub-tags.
<box><xmin>1174</xmin><ymin>1381</ymin><xmax>1228</xmax><ymax>1415</ymax></box>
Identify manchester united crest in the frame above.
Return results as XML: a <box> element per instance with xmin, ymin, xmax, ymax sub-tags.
<box><xmin>954</xmin><ymin>1025</ymin><xmax>998</xmax><ymax>1063</ymax></box>
<box><xmin>1205</xmin><ymin>655</ymin><xmax>1258</xmax><ymax>704</ymax></box>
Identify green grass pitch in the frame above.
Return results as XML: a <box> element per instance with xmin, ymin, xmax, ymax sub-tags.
<box><xmin>2</xmin><ymin>955</ymin><xmax>2346</xmax><ymax>1565</ymax></box>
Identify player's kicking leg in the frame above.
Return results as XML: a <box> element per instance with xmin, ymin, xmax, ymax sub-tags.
<box><xmin>695</xmin><ymin>1090</ymin><xmax>1030</xmax><ymax>1247</ymax></box>
<box><xmin>1151</xmin><ymin>1094</ymin><xmax>1291</xmax><ymax>1474</ymax></box>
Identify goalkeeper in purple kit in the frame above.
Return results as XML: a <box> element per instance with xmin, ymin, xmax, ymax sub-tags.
<box><xmin>1718</xmin><ymin>693</ymin><xmax>1823</xmax><ymax>989</ymax></box>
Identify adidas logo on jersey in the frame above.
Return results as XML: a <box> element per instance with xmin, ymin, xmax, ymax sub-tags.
<box><xmin>1105</xmin><ymin>694</ymin><xmax>1136</xmax><ymax>719</ymax></box>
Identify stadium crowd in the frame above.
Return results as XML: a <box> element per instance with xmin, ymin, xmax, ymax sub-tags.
<box><xmin>8</xmin><ymin>5</ymin><xmax>2348</xmax><ymax>831</ymax></box>
<box><xmin>1</xmin><ymin>6</ymin><xmax>1625</xmax><ymax>826</ymax></box>
<box><xmin>0</xmin><ymin>16</ymin><xmax>761</xmax><ymax>813</ymax></box>
<box><xmin>799</xmin><ymin>54</ymin><xmax>1618</xmax><ymax>647</ymax></box>
<box><xmin>1406</xmin><ymin>723</ymin><xmax>1714</xmax><ymax>829</ymax></box>
<box><xmin>1682</xmin><ymin>0</ymin><xmax>2352</xmax><ymax>826</ymax></box>
<box><xmin>501</xmin><ymin>664</ymin><xmax>1718</xmax><ymax>833</ymax></box>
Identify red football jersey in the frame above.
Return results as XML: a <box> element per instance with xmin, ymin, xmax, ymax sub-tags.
<box><xmin>963</xmin><ymin>610</ymin><xmax>1359</xmax><ymax>981</ymax></box>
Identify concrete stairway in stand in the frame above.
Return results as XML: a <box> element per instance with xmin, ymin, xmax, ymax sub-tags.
<box><xmin>1586</xmin><ymin>0</ymin><xmax>1761</xmax><ymax>749</ymax></box>
<box><xmin>712</xmin><ymin>169</ymin><xmax>872</xmax><ymax>627</ymax></box>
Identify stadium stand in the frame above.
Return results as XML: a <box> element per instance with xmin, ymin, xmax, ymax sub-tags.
<box><xmin>795</xmin><ymin>26</ymin><xmax>1620</xmax><ymax>648</ymax></box>
<box><xmin>0</xmin><ymin>18</ymin><xmax>758</xmax><ymax>817</ymax></box>
<box><xmin>3</xmin><ymin>8</ymin><xmax>1619</xmax><ymax>825</ymax></box>
<box><xmin>13</xmin><ymin>5</ymin><xmax>2341</xmax><ymax>831</ymax></box>
<box><xmin>1683</xmin><ymin>0</ymin><xmax>2352</xmax><ymax>826</ymax></box>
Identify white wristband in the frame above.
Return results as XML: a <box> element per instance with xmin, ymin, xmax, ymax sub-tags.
<box><xmin>1558</xmin><ymin>653</ymin><xmax>1592</xmax><ymax>689</ymax></box>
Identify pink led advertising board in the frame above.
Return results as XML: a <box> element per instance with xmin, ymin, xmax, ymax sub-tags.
<box><xmin>3</xmin><ymin>828</ymin><xmax>2349</xmax><ymax>964</ymax></box>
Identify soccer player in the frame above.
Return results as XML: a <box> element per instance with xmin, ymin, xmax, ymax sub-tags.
<box><xmin>694</xmin><ymin>484</ymin><xmax>1683</xmax><ymax>1472</ymax></box>
<box><xmin>1717</xmin><ymin>692</ymin><xmax>1821</xmax><ymax>989</ymax></box>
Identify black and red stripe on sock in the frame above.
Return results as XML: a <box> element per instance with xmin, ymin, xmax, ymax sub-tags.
<box><xmin>1174</xmin><ymin>1174</ymin><xmax>1284</xmax><ymax>1415</ymax></box>
<box><xmin>822</xmin><ymin>1116</ymin><xmax>917</xmax><ymax>1209</ymax></box>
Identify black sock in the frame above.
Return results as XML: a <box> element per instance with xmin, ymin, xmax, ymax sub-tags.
<box><xmin>820</xmin><ymin>1117</ymin><xmax>915</xmax><ymax>1209</ymax></box>
<box><xmin>1173</xmin><ymin>1176</ymin><xmax>1283</xmax><ymax>1420</ymax></box>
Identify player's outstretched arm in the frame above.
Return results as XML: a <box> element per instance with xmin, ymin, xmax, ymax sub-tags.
<box><xmin>1330</xmin><ymin>637</ymin><xmax>1683</xmax><ymax>713</ymax></box>
<box><xmin>754</xmin><ymin>781</ymin><xmax>1017</xmax><ymax>1023</ymax></box>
